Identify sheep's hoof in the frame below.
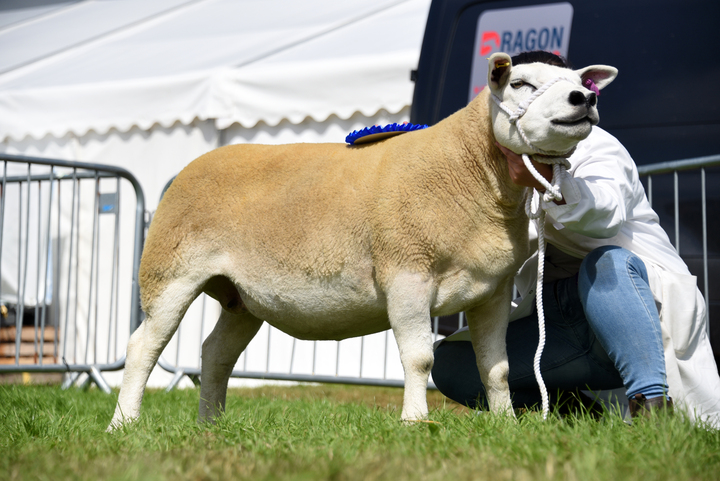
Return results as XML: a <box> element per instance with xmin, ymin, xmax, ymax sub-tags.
<box><xmin>106</xmin><ymin>419</ymin><xmax>127</xmax><ymax>433</ymax></box>
<box><xmin>401</xmin><ymin>417</ymin><xmax>430</xmax><ymax>425</ymax></box>
<box><xmin>406</xmin><ymin>419</ymin><xmax>443</xmax><ymax>433</ymax></box>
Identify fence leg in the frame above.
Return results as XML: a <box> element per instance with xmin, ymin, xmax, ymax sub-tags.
<box><xmin>76</xmin><ymin>367</ymin><xmax>112</xmax><ymax>393</ymax></box>
<box><xmin>61</xmin><ymin>372</ymin><xmax>81</xmax><ymax>390</ymax></box>
<box><xmin>89</xmin><ymin>366</ymin><xmax>112</xmax><ymax>394</ymax></box>
<box><xmin>189</xmin><ymin>374</ymin><xmax>201</xmax><ymax>387</ymax></box>
<box><xmin>165</xmin><ymin>370</ymin><xmax>186</xmax><ymax>392</ymax></box>
<box><xmin>79</xmin><ymin>373</ymin><xmax>92</xmax><ymax>390</ymax></box>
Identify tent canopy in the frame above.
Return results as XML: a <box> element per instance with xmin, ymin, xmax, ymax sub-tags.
<box><xmin>0</xmin><ymin>0</ymin><xmax>430</xmax><ymax>141</ymax></box>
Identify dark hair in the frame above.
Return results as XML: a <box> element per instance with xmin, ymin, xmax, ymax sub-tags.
<box><xmin>511</xmin><ymin>51</ymin><xmax>571</xmax><ymax>69</ymax></box>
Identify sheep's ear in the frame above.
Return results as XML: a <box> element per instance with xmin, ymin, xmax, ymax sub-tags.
<box><xmin>574</xmin><ymin>65</ymin><xmax>618</xmax><ymax>91</ymax></box>
<box><xmin>488</xmin><ymin>53</ymin><xmax>512</xmax><ymax>92</ymax></box>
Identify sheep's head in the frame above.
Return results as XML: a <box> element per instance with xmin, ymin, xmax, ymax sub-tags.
<box><xmin>487</xmin><ymin>52</ymin><xmax>617</xmax><ymax>156</ymax></box>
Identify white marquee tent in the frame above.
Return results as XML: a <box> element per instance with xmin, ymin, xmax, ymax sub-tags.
<box><xmin>1</xmin><ymin>0</ymin><xmax>431</xmax><ymax>203</ymax></box>
<box><xmin>0</xmin><ymin>0</ymin><xmax>432</xmax><ymax>387</ymax></box>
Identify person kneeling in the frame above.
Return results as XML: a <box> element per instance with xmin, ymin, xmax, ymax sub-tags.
<box><xmin>432</xmin><ymin>51</ymin><xmax>720</xmax><ymax>427</ymax></box>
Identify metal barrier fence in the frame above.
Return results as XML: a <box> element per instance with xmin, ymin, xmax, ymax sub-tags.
<box><xmin>638</xmin><ymin>153</ymin><xmax>720</xmax><ymax>337</ymax></box>
<box><xmin>1</xmin><ymin>152</ymin><xmax>716</xmax><ymax>393</ymax></box>
<box><xmin>0</xmin><ymin>153</ymin><xmax>144</xmax><ymax>392</ymax></box>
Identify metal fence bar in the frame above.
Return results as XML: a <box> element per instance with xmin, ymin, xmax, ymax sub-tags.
<box><xmin>0</xmin><ymin>163</ymin><xmax>5</xmax><ymax>310</ymax></box>
<box><xmin>54</xmin><ymin>177</ymin><xmax>61</xmax><ymax>361</ymax></box>
<box><xmin>636</xmin><ymin>154</ymin><xmax>720</xmax><ymax>176</ymax></box>
<box><xmin>383</xmin><ymin>330</ymin><xmax>389</xmax><ymax>379</ymax></box>
<box><xmin>85</xmin><ymin>173</ymin><xmax>100</xmax><ymax>365</ymax></box>
<box><xmin>73</xmin><ymin>174</ymin><xmax>83</xmax><ymax>365</ymax></box>
<box><xmin>335</xmin><ymin>341</ymin><xmax>341</xmax><ymax>377</ymax></box>
<box><xmin>41</xmin><ymin>176</ymin><xmax>54</xmax><ymax>365</ymax></box>
<box><xmin>16</xmin><ymin>166</ymin><xmax>32</xmax><ymax>365</ymax></box>
<box><xmin>265</xmin><ymin>327</ymin><xmax>271</xmax><ymax>373</ymax></box>
<box><xmin>289</xmin><ymin>338</ymin><xmax>297</xmax><ymax>373</ymax></box>
<box><xmin>33</xmin><ymin>180</ymin><xmax>42</xmax><ymax>364</ymax></box>
<box><xmin>312</xmin><ymin>340</ymin><xmax>317</xmax><ymax>375</ymax></box>
<box><xmin>61</xmin><ymin>170</ymin><xmax>78</xmax><ymax>366</ymax></box>
<box><xmin>109</xmin><ymin>178</ymin><xmax>122</xmax><ymax>363</ymax></box>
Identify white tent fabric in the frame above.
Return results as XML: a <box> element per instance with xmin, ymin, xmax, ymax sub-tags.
<box><xmin>0</xmin><ymin>0</ymin><xmax>430</xmax><ymax>140</ymax></box>
<box><xmin>0</xmin><ymin>0</ymin><xmax>432</xmax><ymax>388</ymax></box>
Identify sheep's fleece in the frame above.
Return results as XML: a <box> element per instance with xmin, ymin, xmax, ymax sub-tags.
<box><xmin>108</xmin><ymin>53</ymin><xmax>617</xmax><ymax>430</ymax></box>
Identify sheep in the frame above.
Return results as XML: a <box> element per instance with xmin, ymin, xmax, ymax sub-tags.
<box><xmin>108</xmin><ymin>53</ymin><xmax>617</xmax><ymax>430</ymax></box>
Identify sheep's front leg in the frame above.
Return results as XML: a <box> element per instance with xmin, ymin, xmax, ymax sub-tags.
<box><xmin>465</xmin><ymin>277</ymin><xmax>515</xmax><ymax>416</ymax></box>
<box><xmin>386</xmin><ymin>272</ymin><xmax>435</xmax><ymax>421</ymax></box>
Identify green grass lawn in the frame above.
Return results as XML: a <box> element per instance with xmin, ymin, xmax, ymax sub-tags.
<box><xmin>1</xmin><ymin>382</ymin><xmax>718</xmax><ymax>480</ymax></box>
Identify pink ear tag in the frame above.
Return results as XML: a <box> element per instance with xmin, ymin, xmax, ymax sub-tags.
<box><xmin>583</xmin><ymin>78</ymin><xmax>600</xmax><ymax>96</ymax></box>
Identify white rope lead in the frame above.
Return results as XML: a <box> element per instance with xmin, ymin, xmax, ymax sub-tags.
<box><xmin>493</xmin><ymin>77</ymin><xmax>575</xmax><ymax>420</ymax></box>
<box><xmin>523</xmin><ymin>154</ymin><xmax>565</xmax><ymax>421</ymax></box>
<box><xmin>528</xmin><ymin>188</ymin><xmax>550</xmax><ymax>420</ymax></box>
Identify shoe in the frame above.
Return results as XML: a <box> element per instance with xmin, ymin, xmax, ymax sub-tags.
<box><xmin>629</xmin><ymin>393</ymin><xmax>673</xmax><ymax>418</ymax></box>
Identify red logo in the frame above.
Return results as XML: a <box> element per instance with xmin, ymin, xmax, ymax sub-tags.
<box><xmin>480</xmin><ymin>31</ymin><xmax>500</xmax><ymax>56</ymax></box>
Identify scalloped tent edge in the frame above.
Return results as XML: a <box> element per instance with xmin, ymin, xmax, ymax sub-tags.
<box><xmin>0</xmin><ymin>0</ymin><xmax>430</xmax><ymax>144</ymax></box>
<box><xmin>0</xmin><ymin>49</ymin><xmax>419</xmax><ymax>143</ymax></box>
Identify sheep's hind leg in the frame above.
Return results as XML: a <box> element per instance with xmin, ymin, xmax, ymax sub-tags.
<box><xmin>108</xmin><ymin>280</ymin><xmax>200</xmax><ymax>431</ymax></box>
<box><xmin>198</xmin><ymin>308</ymin><xmax>264</xmax><ymax>423</ymax></box>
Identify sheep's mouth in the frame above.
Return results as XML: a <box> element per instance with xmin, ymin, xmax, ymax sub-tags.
<box><xmin>552</xmin><ymin>115</ymin><xmax>591</xmax><ymax>126</ymax></box>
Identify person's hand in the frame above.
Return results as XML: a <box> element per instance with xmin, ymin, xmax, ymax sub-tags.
<box><xmin>495</xmin><ymin>142</ymin><xmax>566</xmax><ymax>205</ymax></box>
<box><xmin>495</xmin><ymin>142</ymin><xmax>552</xmax><ymax>191</ymax></box>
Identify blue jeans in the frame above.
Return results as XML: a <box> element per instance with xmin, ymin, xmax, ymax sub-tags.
<box><xmin>432</xmin><ymin>246</ymin><xmax>669</xmax><ymax>409</ymax></box>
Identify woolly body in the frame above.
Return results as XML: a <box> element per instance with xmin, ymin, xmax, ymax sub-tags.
<box><xmin>142</xmin><ymin>104</ymin><xmax>525</xmax><ymax>336</ymax></box>
<box><xmin>109</xmin><ymin>53</ymin><xmax>616</xmax><ymax>429</ymax></box>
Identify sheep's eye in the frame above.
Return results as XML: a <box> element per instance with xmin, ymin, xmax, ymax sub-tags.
<box><xmin>510</xmin><ymin>79</ymin><xmax>534</xmax><ymax>90</ymax></box>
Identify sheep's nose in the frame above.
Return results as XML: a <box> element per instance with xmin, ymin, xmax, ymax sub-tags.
<box><xmin>587</xmin><ymin>92</ymin><xmax>597</xmax><ymax>107</ymax></box>
<box><xmin>569</xmin><ymin>90</ymin><xmax>597</xmax><ymax>107</ymax></box>
<box><xmin>569</xmin><ymin>90</ymin><xmax>586</xmax><ymax>106</ymax></box>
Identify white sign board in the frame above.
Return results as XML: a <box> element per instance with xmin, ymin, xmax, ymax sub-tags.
<box><xmin>468</xmin><ymin>2</ymin><xmax>574</xmax><ymax>101</ymax></box>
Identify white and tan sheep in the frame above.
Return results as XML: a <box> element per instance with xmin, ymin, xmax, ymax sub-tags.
<box><xmin>108</xmin><ymin>53</ymin><xmax>617</xmax><ymax>430</ymax></box>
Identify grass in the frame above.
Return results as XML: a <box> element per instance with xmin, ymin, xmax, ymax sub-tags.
<box><xmin>1</xmin><ymin>383</ymin><xmax>719</xmax><ymax>480</ymax></box>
